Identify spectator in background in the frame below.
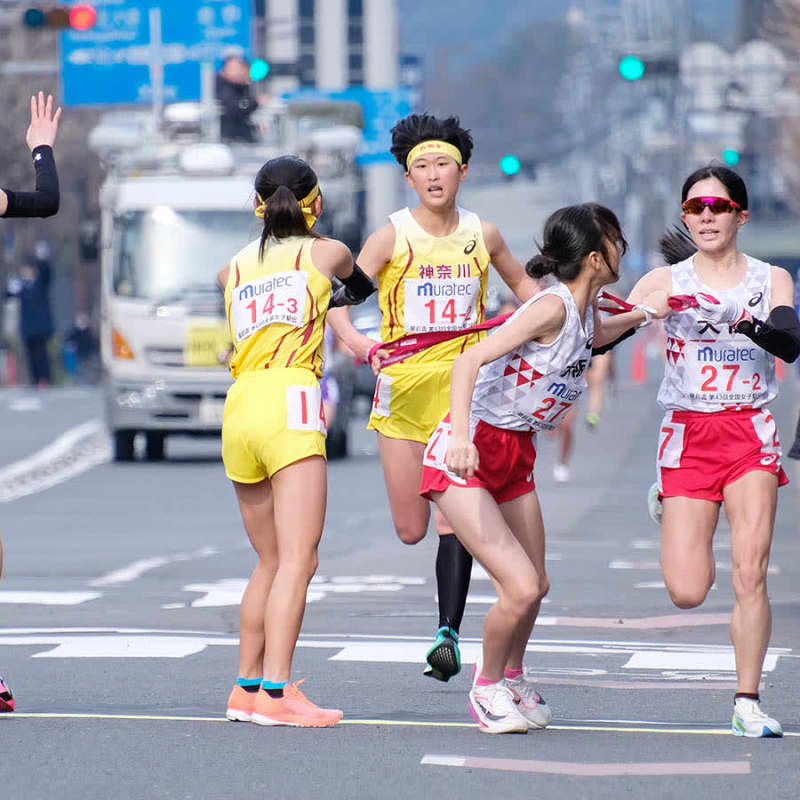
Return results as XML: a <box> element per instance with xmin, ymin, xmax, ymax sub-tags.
<box><xmin>63</xmin><ymin>312</ymin><xmax>99</xmax><ymax>383</ymax></box>
<box><xmin>216</xmin><ymin>55</ymin><xmax>258</xmax><ymax>142</ymax></box>
<box><xmin>5</xmin><ymin>245</ymin><xmax>54</xmax><ymax>387</ymax></box>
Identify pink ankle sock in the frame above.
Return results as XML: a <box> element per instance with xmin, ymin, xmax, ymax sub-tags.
<box><xmin>475</xmin><ymin>674</ymin><xmax>498</xmax><ymax>686</ymax></box>
<box><xmin>504</xmin><ymin>667</ymin><xmax>523</xmax><ymax>679</ymax></box>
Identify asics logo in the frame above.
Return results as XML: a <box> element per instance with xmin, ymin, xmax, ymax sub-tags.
<box><xmin>760</xmin><ymin>454</ymin><xmax>777</xmax><ymax>465</ymax></box>
<box><xmin>749</xmin><ymin>292</ymin><xmax>763</xmax><ymax>307</ymax></box>
<box><xmin>464</xmin><ymin>239</ymin><xmax>477</xmax><ymax>255</ymax></box>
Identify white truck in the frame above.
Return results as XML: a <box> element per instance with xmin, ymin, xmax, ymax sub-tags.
<box><xmin>91</xmin><ymin>101</ymin><xmax>363</xmax><ymax>461</ymax></box>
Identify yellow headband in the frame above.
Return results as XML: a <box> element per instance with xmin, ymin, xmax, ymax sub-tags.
<box><xmin>255</xmin><ymin>183</ymin><xmax>321</xmax><ymax>229</ymax></box>
<box><xmin>406</xmin><ymin>140</ymin><xmax>463</xmax><ymax>170</ymax></box>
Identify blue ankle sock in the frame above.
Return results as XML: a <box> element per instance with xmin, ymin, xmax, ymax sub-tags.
<box><xmin>261</xmin><ymin>679</ymin><xmax>288</xmax><ymax>699</ymax></box>
<box><xmin>237</xmin><ymin>677</ymin><xmax>262</xmax><ymax>694</ymax></box>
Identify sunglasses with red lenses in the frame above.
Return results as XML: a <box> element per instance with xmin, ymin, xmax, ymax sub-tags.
<box><xmin>681</xmin><ymin>196</ymin><xmax>742</xmax><ymax>215</ymax></box>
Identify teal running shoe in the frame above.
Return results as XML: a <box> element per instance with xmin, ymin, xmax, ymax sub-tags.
<box><xmin>423</xmin><ymin>626</ymin><xmax>461</xmax><ymax>682</ymax></box>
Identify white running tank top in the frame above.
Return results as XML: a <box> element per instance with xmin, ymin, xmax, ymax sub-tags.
<box><xmin>470</xmin><ymin>281</ymin><xmax>594</xmax><ymax>432</ymax></box>
<box><xmin>657</xmin><ymin>254</ymin><xmax>776</xmax><ymax>412</ymax></box>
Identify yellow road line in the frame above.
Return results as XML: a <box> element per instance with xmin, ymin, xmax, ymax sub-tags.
<box><xmin>2</xmin><ymin>712</ymin><xmax>798</xmax><ymax>736</ymax></box>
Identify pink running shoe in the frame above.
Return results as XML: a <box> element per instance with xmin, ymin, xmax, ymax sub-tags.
<box><xmin>0</xmin><ymin>676</ymin><xmax>15</xmax><ymax>712</ymax></box>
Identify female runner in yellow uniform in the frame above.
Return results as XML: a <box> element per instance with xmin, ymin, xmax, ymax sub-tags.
<box><xmin>329</xmin><ymin>114</ymin><xmax>539</xmax><ymax>680</ymax></box>
<box><xmin>219</xmin><ymin>156</ymin><xmax>374</xmax><ymax>727</ymax></box>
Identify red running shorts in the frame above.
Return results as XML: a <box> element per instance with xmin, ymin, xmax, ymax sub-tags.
<box><xmin>657</xmin><ymin>408</ymin><xmax>789</xmax><ymax>502</ymax></box>
<box><xmin>420</xmin><ymin>414</ymin><xmax>537</xmax><ymax>504</ymax></box>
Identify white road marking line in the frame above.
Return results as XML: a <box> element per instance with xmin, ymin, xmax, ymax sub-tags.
<box><xmin>634</xmin><ymin>582</ymin><xmax>719</xmax><ymax>591</ymax></box>
<box><xmin>612</xmin><ymin>560</ymin><xmax>778</xmax><ymax>575</ymax></box>
<box><xmin>182</xmin><ymin>575</ymin><xmax>425</xmax><ymax>607</ymax></box>
<box><xmin>8</xmin><ymin>397</ymin><xmax>42</xmax><ymax>412</ymax></box>
<box><xmin>624</xmin><ymin>650</ymin><xmax>779</xmax><ymax>672</ymax></box>
<box><xmin>0</xmin><ymin>419</ymin><xmax>110</xmax><ymax>503</ymax></box>
<box><xmin>89</xmin><ymin>546</ymin><xmax>219</xmax><ymax>587</ymax></box>
<box><xmin>0</xmin><ymin>591</ymin><xmax>101</xmax><ymax>606</ymax></box>
<box><xmin>0</xmin><ymin>630</ymin><xmax>790</xmax><ymax>673</ymax></box>
<box><xmin>631</xmin><ymin>539</ymin><xmax>731</xmax><ymax>552</ymax></box>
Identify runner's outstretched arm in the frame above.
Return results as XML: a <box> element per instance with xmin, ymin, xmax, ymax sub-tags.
<box><xmin>0</xmin><ymin>92</ymin><xmax>62</xmax><ymax>218</ymax></box>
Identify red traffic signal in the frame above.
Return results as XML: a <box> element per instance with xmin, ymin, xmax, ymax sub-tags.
<box><xmin>23</xmin><ymin>5</ymin><xmax>97</xmax><ymax>30</ymax></box>
<box><xmin>70</xmin><ymin>4</ymin><xmax>97</xmax><ymax>30</ymax></box>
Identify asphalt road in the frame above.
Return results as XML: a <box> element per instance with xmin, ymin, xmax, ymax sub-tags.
<box><xmin>1</xmin><ymin>355</ymin><xmax>799</xmax><ymax>800</ymax></box>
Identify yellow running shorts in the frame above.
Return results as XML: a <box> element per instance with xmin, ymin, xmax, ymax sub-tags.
<box><xmin>367</xmin><ymin>362</ymin><xmax>452</xmax><ymax>444</ymax></box>
<box><xmin>222</xmin><ymin>367</ymin><xmax>326</xmax><ymax>483</ymax></box>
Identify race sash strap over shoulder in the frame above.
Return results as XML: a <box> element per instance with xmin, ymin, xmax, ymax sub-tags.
<box><xmin>367</xmin><ymin>313</ymin><xmax>511</xmax><ymax>369</ymax></box>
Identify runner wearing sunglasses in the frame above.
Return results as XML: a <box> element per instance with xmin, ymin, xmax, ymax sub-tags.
<box><xmin>328</xmin><ymin>114</ymin><xmax>540</xmax><ymax>682</ymax></box>
<box><xmin>626</xmin><ymin>164</ymin><xmax>800</xmax><ymax>738</ymax></box>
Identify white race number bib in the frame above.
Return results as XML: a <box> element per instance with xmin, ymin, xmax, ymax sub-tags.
<box><xmin>404</xmin><ymin>277</ymin><xmax>480</xmax><ymax>333</ymax></box>
<box><xmin>230</xmin><ymin>271</ymin><xmax>308</xmax><ymax>343</ymax></box>
<box><xmin>683</xmin><ymin>342</ymin><xmax>766</xmax><ymax>405</ymax></box>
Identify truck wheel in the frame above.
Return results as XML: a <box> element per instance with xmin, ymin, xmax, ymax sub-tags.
<box><xmin>145</xmin><ymin>432</ymin><xmax>165</xmax><ymax>461</ymax></box>
<box><xmin>326</xmin><ymin>426</ymin><xmax>348</xmax><ymax>460</ymax></box>
<box><xmin>114</xmin><ymin>430</ymin><xmax>135</xmax><ymax>462</ymax></box>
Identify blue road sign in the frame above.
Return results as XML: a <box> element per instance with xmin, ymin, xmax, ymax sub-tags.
<box><xmin>285</xmin><ymin>87</ymin><xmax>412</xmax><ymax>165</ymax></box>
<box><xmin>61</xmin><ymin>0</ymin><xmax>251</xmax><ymax>106</ymax></box>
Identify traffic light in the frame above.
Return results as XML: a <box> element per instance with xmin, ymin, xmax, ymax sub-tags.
<box><xmin>23</xmin><ymin>4</ymin><xmax>96</xmax><ymax>30</ymax></box>
<box><xmin>722</xmin><ymin>148</ymin><xmax>740</xmax><ymax>166</ymax></box>
<box><xmin>249</xmin><ymin>58</ymin><xmax>270</xmax><ymax>81</ymax></box>
<box><xmin>618</xmin><ymin>55</ymin><xmax>645</xmax><ymax>81</ymax></box>
<box><xmin>618</xmin><ymin>55</ymin><xmax>678</xmax><ymax>81</ymax></box>
<box><xmin>499</xmin><ymin>154</ymin><xmax>521</xmax><ymax>177</ymax></box>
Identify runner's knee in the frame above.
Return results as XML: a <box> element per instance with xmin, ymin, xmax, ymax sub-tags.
<box><xmin>731</xmin><ymin>561</ymin><xmax>768</xmax><ymax>599</ymax></box>
<box><xmin>394</xmin><ymin>521</ymin><xmax>427</xmax><ymax>545</ymax></box>
<box><xmin>502</xmin><ymin>575</ymin><xmax>546</xmax><ymax>617</ymax></box>
<box><xmin>665</xmin><ymin>580</ymin><xmax>710</xmax><ymax>609</ymax></box>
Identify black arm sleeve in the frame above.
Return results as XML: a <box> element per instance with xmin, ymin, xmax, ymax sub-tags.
<box><xmin>1</xmin><ymin>146</ymin><xmax>60</xmax><ymax>218</ymax></box>
<box><xmin>735</xmin><ymin>305</ymin><xmax>800</xmax><ymax>363</ymax></box>
<box><xmin>592</xmin><ymin>326</ymin><xmax>636</xmax><ymax>356</ymax></box>
<box><xmin>330</xmin><ymin>263</ymin><xmax>376</xmax><ymax>307</ymax></box>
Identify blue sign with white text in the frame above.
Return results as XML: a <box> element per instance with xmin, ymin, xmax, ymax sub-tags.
<box><xmin>285</xmin><ymin>87</ymin><xmax>412</xmax><ymax>165</ymax></box>
<box><xmin>60</xmin><ymin>0</ymin><xmax>250</xmax><ymax>106</ymax></box>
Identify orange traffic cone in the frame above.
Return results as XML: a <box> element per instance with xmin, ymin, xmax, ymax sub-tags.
<box><xmin>631</xmin><ymin>339</ymin><xmax>647</xmax><ymax>384</ymax></box>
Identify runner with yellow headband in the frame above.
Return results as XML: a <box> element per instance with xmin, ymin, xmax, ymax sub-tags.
<box><xmin>219</xmin><ymin>155</ymin><xmax>375</xmax><ymax>728</ymax></box>
<box><xmin>328</xmin><ymin>113</ymin><xmax>540</xmax><ymax>682</ymax></box>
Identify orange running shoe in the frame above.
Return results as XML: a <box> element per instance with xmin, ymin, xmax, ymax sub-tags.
<box><xmin>225</xmin><ymin>684</ymin><xmax>257</xmax><ymax>722</ymax></box>
<box><xmin>251</xmin><ymin>681</ymin><xmax>342</xmax><ymax>727</ymax></box>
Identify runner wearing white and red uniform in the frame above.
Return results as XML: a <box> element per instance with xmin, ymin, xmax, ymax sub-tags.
<box><xmin>421</xmin><ymin>280</ymin><xmax>593</xmax><ymax>502</ymax></box>
<box><xmin>656</xmin><ymin>253</ymin><xmax>787</xmax><ymax>500</ymax></box>
<box><xmin>628</xmin><ymin>164</ymin><xmax>800</xmax><ymax>738</ymax></box>
<box><xmin>420</xmin><ymin>204</ymin><xmax>669</xmax><ymax>733</ymax></box>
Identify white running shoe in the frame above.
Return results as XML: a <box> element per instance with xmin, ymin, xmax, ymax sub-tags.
<box><xmin>647</xmin><ymin>482</ymin><xmax>663</xmax><ymax>525</ymax></box>
<box><xmin>504</xmin><ymin>674</ymin><xmax>553</xmax><ymax>729</ymax></box>
<box><xmin>553</xmin><ymin>463</ymin><xmax>570</xmax><ymax>483</ymax></box>
<box><xmin>469</xmin><ymin>682</ymin><xmax>529</xmax><ymax>734</ymax></box>
<box><xmin>732</xmin><ymin>698</ymin><xmax>783</xmax><ymax>738</ymax></box>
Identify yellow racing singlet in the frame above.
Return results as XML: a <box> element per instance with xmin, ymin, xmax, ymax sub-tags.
<box><xmin>224</xmin><ymin>236</ymin><xmax>331</xmax><ymax>379</ymax></box>
<box><xmin>368</xmin><ymin>207</ymin><xmax>491</xmax><ymax>443</ymax></box>
<box><xmin>377</xmin><ymin>207</ymin><xmax>490</xmax><ymax>365</ymax></box>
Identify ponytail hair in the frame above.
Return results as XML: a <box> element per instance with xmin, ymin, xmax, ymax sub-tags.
<box><xmin>659</xmin><ymin>225</ymin><xmax>697</xmax><ymax>265</ymax></box>
<box><xmin>254</xmin><ymin>156</ymin><xmax>320</xmax><ymax>260</ymax></box>
<box><xmin>526</xmin><ymin>203</ymin><xmax>627</xmax><ymax>282</ymax></box>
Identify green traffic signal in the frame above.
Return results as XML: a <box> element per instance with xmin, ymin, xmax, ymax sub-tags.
<box><xmin>250</xmin><ymin>59</ymin><xmax>270</xmax><ymax>81</ymax></box>
<box><xmin>23</xmin><ymin>8</ymin><xmax>45</xmax><ymax>27</ymax></box>
<box><xmin>499</xmin><ymin>154</ymin><xmax>521</xmax><ymax>176</ymax></box>
<box><xmin>618</xmin><ymin>55</ymin><xmax>645</xmax><ymax>81</ymax></box>
<box><xmin>722</xmin><ymin>148</ymin><xmax>740</xmax><ymax>166</ymax></box>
